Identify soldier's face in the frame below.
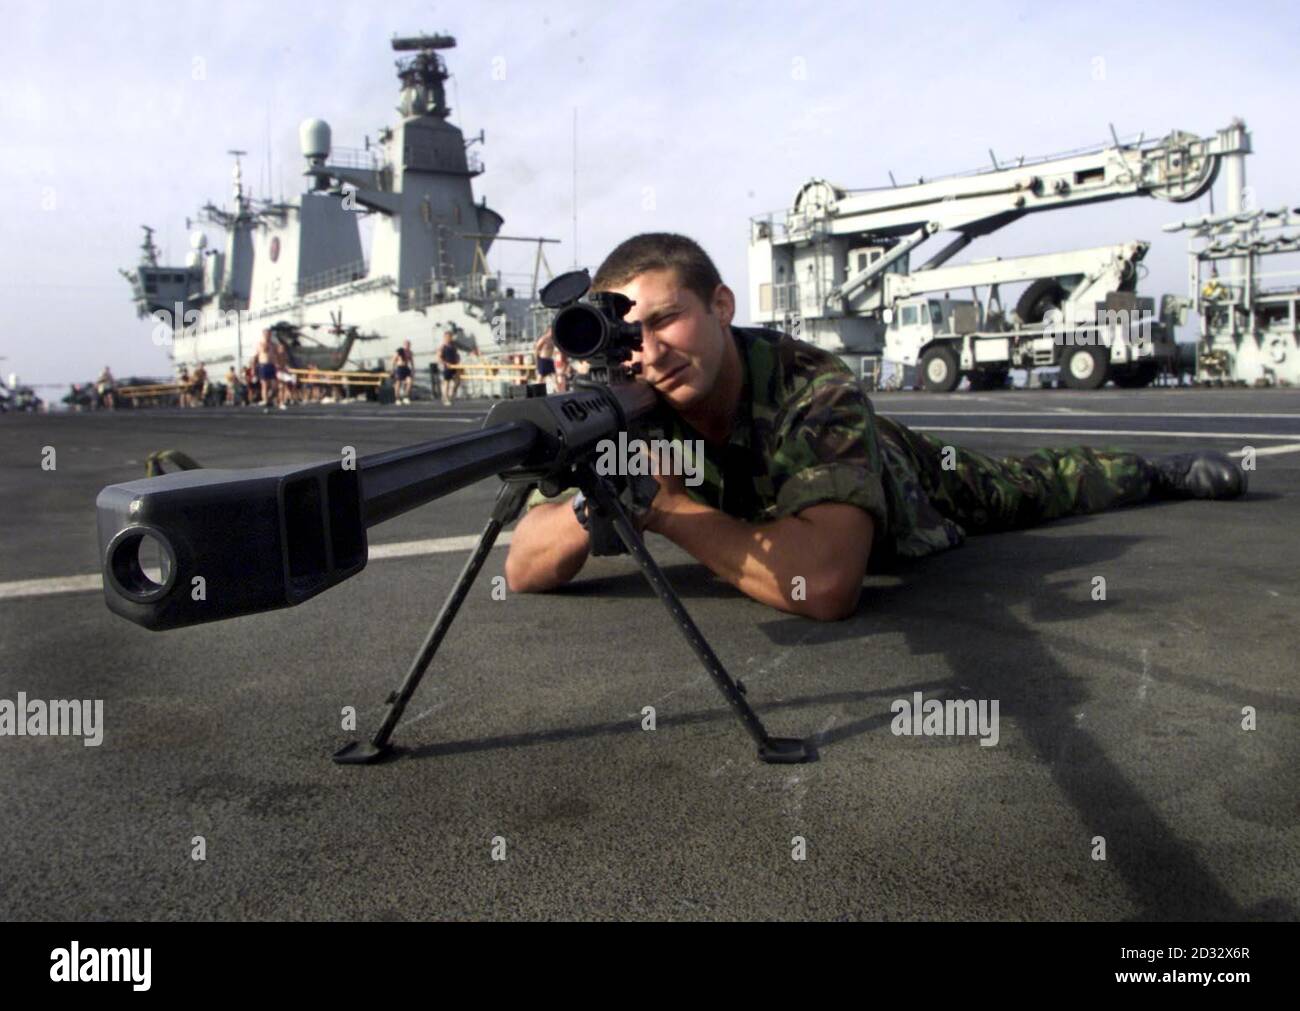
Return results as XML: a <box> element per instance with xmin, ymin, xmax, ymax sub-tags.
<box><xmin>613</xmin><ymin>268</ymin><xmax>734</xmax><ymax>411</ymax></box>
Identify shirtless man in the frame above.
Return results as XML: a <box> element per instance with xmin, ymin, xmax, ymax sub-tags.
<box><xmin>254</xmin><ymin>330</ymin><xmax>278</xmax><ymax>409</ymax></box>
<box><xmin>534</xmin><ymin>328</ymin><xmax>559</xmax><ymax>394</ymax></box>
<box><xmin>391</xmin><ymin>340</ymin><xmax>415</xmax><ymax>405</ymax></box>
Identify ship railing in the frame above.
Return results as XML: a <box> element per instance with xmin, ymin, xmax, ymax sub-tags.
<box><xmin>751</xmin><ymin>213</ymin><xmax>792</xmax><ymax>243</ymax></box>
<box><xmin>467</xmin><ymin>150</ymin><xmax>484</xmax><ymax>175</ymax></box>
<box><xmin>489</xmin><ymin>271</ymin><xmax>542</xmax><ymax>299</ymax></box>
<box><xmin>398</xmin><ymin>274</ymin><xmax>487</xmax><ymax>312</ymax></box>
<box><xmin>399</xmin><ymin>271</ymin><xmax>548</xmax><ymax>313</ymax></box>
<box><xmin>297</xmin><ymin>259</ymin><xmax>370</xmax><ymax>298</ymax></box>
<box><xmin>327</xmin><ymin>146</ymin><xmax>382</xmax><ymax>171</ymax></box>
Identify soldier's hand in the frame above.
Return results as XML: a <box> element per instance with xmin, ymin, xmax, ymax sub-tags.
<box><xmin>643</xmin><ymin>470</ymin><xmax>688</xmax><ymax>534</ymax></box>
<box><xmin>629</xmin><ymin>443</ymin><xmax>686</xmax><ymax>534</ymax></box>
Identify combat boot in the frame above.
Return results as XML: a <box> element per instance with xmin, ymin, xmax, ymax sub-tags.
<box><xmin>1149</xmin><ymin>450</ymin><xmax>1248</xmax><ymax>500</ymax></box>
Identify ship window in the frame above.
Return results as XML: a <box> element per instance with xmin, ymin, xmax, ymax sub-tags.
<box><xmin>900</xmin><ymin>305</ymin><xmax>918</xmax><ymax>327</ymax></box>
<box><xmin>929</xmin><ymin>301</ymin><xmax>944</xmax><ymax>324</ymax></box>
<box><xmin>173</xmin><ymin>273</ymin><xmax>186</xmax><ymax>283</ymax></box>
<box><xmin>856</xmin><ymin>253</ymin><xmax>867</xmax><ymax>271</ymax></box>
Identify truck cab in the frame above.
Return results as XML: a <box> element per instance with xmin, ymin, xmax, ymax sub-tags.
<box><xmin>886</xmin><ymin>296</ymin><xmax>1008</xmax><ymax>391</ymax></box>
<box><xmin>884</xmin><ymin>297</ymin><xmax>978</xmax><ymax>362</ymax></box>
<box><xmin>886</xmin><ymin>297</ymin><xmax>941</xmax><ymax>356</ymax></box>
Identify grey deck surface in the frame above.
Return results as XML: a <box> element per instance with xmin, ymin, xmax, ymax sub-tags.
<box><xmin>1</xmin><ymin>387</ymin><xmax>1296</xmax><ymax>920</ymax></box>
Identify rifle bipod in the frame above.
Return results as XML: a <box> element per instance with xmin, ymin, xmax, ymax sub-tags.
<box><xmin>333</xmin><ymin>466</ymin><xmax>813</xmax><ymax>766</ymax></box>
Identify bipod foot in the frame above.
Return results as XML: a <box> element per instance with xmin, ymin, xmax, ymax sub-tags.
<box><xmin>332</xmin><ymin>740</ymin><xmax>403</xmax><ymax>765</ymax></box>
<box><xmin>759</xmin><ymin>737</ymin><xmax>815</xmax><ymax>765</ymax></box>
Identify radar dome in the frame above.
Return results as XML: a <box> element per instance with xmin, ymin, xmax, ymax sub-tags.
<box><xmin>299</xmin><ymin>119</ymin><xmax>332</xmax><ymax>162</ymax></box>
<box><xmin>186</xmin><ymin>250</ymin><xmax>202</xmax><ymax>268</ymax></box>
<box><xmin>190</xmin><ymin>231</ymin><xmax>208</xmax><ymax>250</ymax></box>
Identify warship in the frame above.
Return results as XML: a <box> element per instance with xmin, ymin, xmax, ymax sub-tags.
<box><xmin>121</xmin><ymin>33</ymin><xmax>558</xmax><ymax>373</ymax></box>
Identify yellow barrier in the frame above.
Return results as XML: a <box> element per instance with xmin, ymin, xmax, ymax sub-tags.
<box><xmin>118</xmin><ymin>383</ymin><xmax>187</xmax><ymax>403</ymax></box>
<box><xmin>445</xmin><ymin>363</ymin><xmax>535</xmax><ymax>381</ymax></box>
<box><xmin>288</xmin><ymin>368</ymin><xmax>387</xmax><ymax>388</ymax></box>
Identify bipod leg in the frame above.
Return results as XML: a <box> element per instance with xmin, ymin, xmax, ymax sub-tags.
<box><xmin>334</xmin><ymin>480</ymin><xmax>535</xmax><ymax>764</ymax></box>
<box><xmin>581</xmin><ymin>470</ymin><xmax>812</xmax><ymax>765</ymax></box>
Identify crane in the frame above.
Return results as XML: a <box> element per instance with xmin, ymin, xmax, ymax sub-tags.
<box><xmin>749</xmin><ymin>120</ymin><xmax>1251</xmax><ymax>390</ymax></box>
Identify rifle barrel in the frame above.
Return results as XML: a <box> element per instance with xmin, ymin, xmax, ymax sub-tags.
<box><xmin>361</xmin><ymin>422</ymin><xmax>537</xmax><ymax>526</ymax></box>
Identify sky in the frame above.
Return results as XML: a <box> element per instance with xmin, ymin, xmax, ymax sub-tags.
<box><xmin>3</xmin><ymin>0</ymin><xmax>1298</xmax><ymax>389</ymax></box>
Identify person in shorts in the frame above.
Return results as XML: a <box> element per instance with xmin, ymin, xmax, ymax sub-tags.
<box><xmin>255</xmin><ymin>331</ymin><xmax>278</xmax><ymax>409</ymax></box>
<box><xmin>273</xmin><ymin>337</ymin><xmax>293</xmax><ymax>409</ymax></box>
<box><xmin>391</xmin><ymin>340</ymin><xmax>415</xmax><ymax>405</ymax></box>
<box><xmin>190</xmin><ymin>362</ymin><xmax>208</xmax><ymax>408</ymax></box>
<box><xmin>534</xmin><ymin>329</ymin><xmax>558</xmax><ymax>394</ymax></box>
<box><xmin>439</xmin><ymin>330</ymin><xmax>461</xmax><ymax>406</ymax></box>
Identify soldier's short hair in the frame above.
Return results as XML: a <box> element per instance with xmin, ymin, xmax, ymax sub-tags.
<box><xmin>592</xmin><ymin>233</ymin><xmax>724</xmax><ymax>312</ymax></box>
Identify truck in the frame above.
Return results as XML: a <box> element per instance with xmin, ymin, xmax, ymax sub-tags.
<box><xmin>748</xmin><ymin>120</ymin><xmax>1252</xmax><ymax>390</ymax></box>
<box><xmin>880</xmin><ymin>241</ymin><xmax>1178</xmax><ymax>390</ymax></box>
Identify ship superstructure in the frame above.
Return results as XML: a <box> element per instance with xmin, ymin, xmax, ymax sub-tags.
<box><xmin>122</xmin><ymin>33</ymin><xmax>556</xmax><ymax>372</ymax></box>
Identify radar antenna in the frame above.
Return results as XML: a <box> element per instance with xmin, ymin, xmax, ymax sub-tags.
<box><xmin>391</xmin><ymin>33</ymin><xmax>457</xmax><ymax>119</ymax></box>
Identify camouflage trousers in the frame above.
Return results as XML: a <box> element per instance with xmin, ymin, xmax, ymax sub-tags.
<box><xmin>874</xmin><ymin>415</ymin><xmax>1158</xmax><ymax>560</ymax></box>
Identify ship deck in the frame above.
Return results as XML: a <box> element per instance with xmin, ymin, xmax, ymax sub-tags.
<box><xmin>1</xmin><ymin>387</ymin><xmax>1297</xmax><ymax>920</ymax></box>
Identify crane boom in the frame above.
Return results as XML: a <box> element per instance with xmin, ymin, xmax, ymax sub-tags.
<box><xmin>748</xmin><ymin>120</ymin><xmax>1252</xmax><ymax>377</ymax></box>
<box><xmin>787</xmin><ymin>122</ymin><xmax>1248</xmax><ymax>243</ymax></box>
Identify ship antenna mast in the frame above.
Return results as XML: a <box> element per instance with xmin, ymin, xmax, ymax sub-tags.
<box><xmin>227</xmin><ymin>149</ymin><xmax>248</xmax><ymax>209</ymax></box>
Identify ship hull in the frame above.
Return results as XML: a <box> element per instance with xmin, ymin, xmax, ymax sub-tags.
<box><xmin>167</xmin><ymin>289</ymin><xmax>539</xmax><ymax>372</ymax></box>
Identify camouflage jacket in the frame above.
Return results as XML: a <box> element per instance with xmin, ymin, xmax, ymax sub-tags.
<box><xmin>527</xmin><ymin>325</ymin><xmax>965</xmax><ymax>562</ymax></box>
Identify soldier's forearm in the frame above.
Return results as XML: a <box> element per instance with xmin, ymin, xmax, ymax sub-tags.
<box><xmin>504</xmin><ymin>501</ymin><xmax>590</xmax><ymax>593</ymax></box>
<box><xmin>649</xmin><ymin>496</ymin><xmax>853</xmax><ymax>620</ymax></box>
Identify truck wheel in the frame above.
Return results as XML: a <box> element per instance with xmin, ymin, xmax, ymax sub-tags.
<box><xmin>969</xmin><ymin>369</ymin><xmax>1009</xmax><ymax>391</ymax></box>
<box><xmin>919</xmin><ymin>345</ymin><xmax>961</xmax><ymax>392</ymax></box>
<box><xmin>1016</xmin><ymin>279</ymin><xmax>1068</xmax><ymax>324</ymax></box>
<box><xmin>1061</xmin><ymin>346</ymin><xmax>1109</xmax><ymax>389</ymax></box>
<box><xmin>1112</xmin><ymin>362</ymin><xmax>1157</xmax><ymax>388</ymax></box>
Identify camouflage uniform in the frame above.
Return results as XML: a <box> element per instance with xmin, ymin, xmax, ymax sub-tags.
<box><xmin>528</xmin><ymin>326</ymin><xmax>1157</xmax><ymax>565</ymax></box>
